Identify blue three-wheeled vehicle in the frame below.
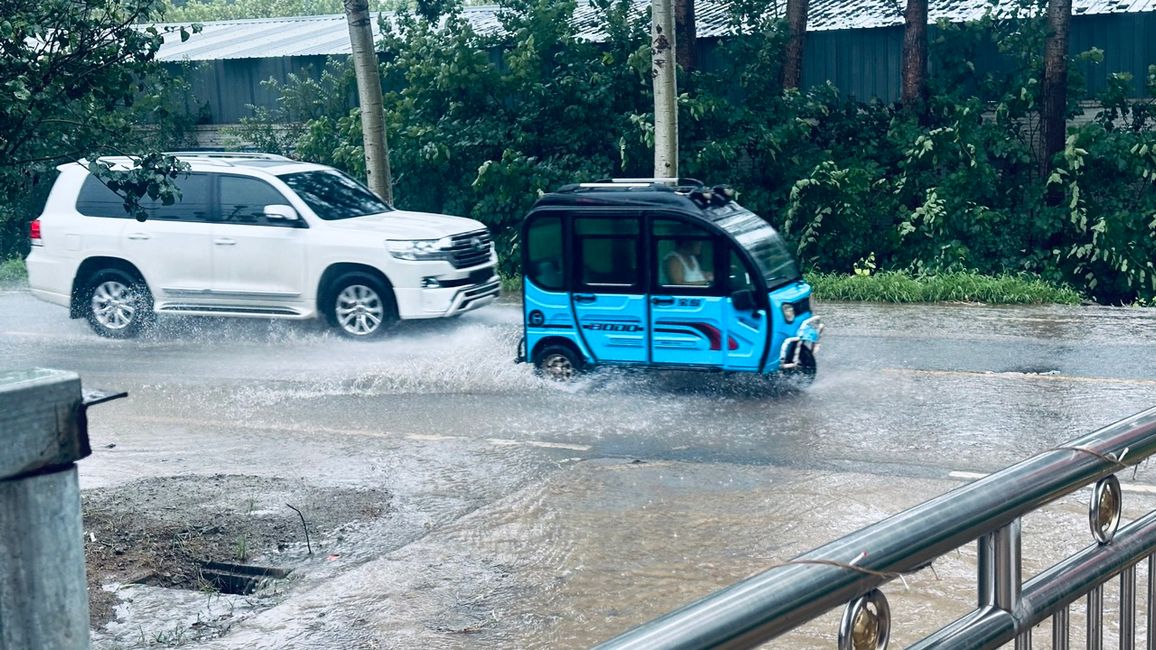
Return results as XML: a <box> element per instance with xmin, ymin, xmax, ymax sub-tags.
<box><xmin>515</xmin><ymin>179</ymin><xmax>823</xmax><ymax>384</ymax></box>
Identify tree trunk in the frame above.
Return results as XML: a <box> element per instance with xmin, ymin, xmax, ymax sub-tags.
<box><xmin>344</xmin><ymin>0</ymin><xmax>393</xmax><ymax>204</ymax></box>
<box><xmin>901</xmin><ymin>0</ymin><xmax>928</xmax><ymax>116</ymax></box>
<box><xmin>653</xmin><ymin>0</ymin><xmax>678</xmax><ymax>178</ymax></box>
<box><xmin>783</xmin><ymin>0</ymin><xmax>808</xmax><ymax>90</ymax></box>
<box><xmin>1041</xmin><ymin>0</ymin><xmax>1072</xmax><ymax>181</ymax></box>
<box><xmin>674</xmin><ymin>0</ymin><xmax>696</xmax><ymax>72</ymax></box>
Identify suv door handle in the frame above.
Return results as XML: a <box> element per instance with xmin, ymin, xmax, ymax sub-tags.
<box><xmin>573</xmin><ymin>293</ymin><xmax>596</xmax><ymax>304</ymax></box>
<box><xmin>126</xmin><ymin>233</ymin><xmax>150</xmax><ymax>241</ymax></box>
<box><xmin>214</xmin><ymin>238</ymin><xmax>237</xmax><ymax>246</ymax></box>
<box><xmin>651</xmin><ymin>297</ymin><xmax>675</xmax><ymax>306</ymax></box>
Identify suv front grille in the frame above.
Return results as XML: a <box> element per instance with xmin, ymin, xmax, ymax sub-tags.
<box><xmin>448</xmin><ymin>230</ymin><xmax>493</xmax><ymax>269</ymax></box>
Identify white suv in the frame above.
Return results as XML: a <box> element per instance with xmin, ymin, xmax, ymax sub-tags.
<box><xmin>25</xmin><ymin>153</ymin><xmax>500</xmax><ymax>338</ymax></box>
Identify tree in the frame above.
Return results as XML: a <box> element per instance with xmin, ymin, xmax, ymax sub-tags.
<box><xmin>1041</xmin><ymin>0</ymin><xmax>1072</xmax><ymax>180</ymax></box>
<box><xmin>901</xmin><ymin>0</ymin><xmax>928</xmax><ymax>116</ymax></box>
<box><xmin>674</xmin><ymin>0</ymin><xmax>696</xmax><ymax>72</ymax></box>
<box><xmin>0</xmin><ymin>0</ymin><xmax>195</xmax><ymax>258</ymax></box>
<box><xmin>783</xmin><ymin>0</ymin><xmax>808</xmax><ymax>90</ymax></box>
<box><xmin>344</xmin><ymin>0</ymin><xmax>394</xmax><ymax>202</ymax></box>
<box><xmin>652</xmin><ymin>0</ymin><xmax>678</xmax><ymax>177</ymax></box>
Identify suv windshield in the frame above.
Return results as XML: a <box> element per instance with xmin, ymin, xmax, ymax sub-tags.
<box><xmin>709</xmin><ymin>207</ymin><xmax>801</xmax><ymax>289</ymax></box>
<box><xmin>278</xmin><ymin>169</ymin><xmax>392</xmax><ymax>220</ymax></box>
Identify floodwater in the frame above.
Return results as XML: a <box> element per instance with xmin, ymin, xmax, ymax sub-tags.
<box><xmin>2</xmin><ymin>289</ymin><xmax>1155</xmax><ymax>648</ymax></box>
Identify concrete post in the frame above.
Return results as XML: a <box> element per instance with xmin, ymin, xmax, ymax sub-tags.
<box><xmin>0</xmin><ymin>369</ymin><xmax>91</xmax><ymax>650</ymax></box>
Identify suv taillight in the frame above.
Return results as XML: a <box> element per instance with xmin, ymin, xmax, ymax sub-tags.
<box><xmin>29</xmin><ymin>219</ymin><xmax>43</xmax><ymax>246</ymax></box>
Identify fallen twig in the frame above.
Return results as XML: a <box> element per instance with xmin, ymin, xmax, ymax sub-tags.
<box><xmin>285</xmin><ymin>504</ymin><xmax>312</xmax><ymax>555</ymax></box>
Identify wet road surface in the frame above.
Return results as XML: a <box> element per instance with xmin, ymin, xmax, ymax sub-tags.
<box><xmin>2</xmin><ymin>288</ymin><xmax>1154</xmax><ymax>648</ymax></box>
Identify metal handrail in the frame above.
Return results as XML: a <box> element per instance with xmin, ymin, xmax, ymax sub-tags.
<box><xmin>596</xmin><ymin>406</ymin><xmax>1156</xmax><ymax>649</ymax></box>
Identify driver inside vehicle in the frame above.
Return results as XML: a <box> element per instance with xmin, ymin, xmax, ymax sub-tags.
<box><xmin>663</xmin><ymin>238</ymin><xmax>713</xmax><ymax>286</ymax></box>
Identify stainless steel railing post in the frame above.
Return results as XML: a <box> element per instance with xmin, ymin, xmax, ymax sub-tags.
<box><xmin>1053</xmin><ymin>607</ymin><xmax>1070</xmax><ymax>650</ymax></box>
<box><xmin>1147</xmin><ymin>555</ymin><xmax>1155</xmax><ymax>650</ymax></box>
<box><xmin>995</xmin><ymin>520</ymin><xmax>1023</xmax><ymax>611</ymax></box>
<box><xmin>1123</xmin><ymin>566</ymin><xmax>1137</xmax><ymax>650</ymax></box>
<box><xmin>1090</xmin><ymin>585</ymin><xmax>1104</xmax><ymax>650</ymax></box>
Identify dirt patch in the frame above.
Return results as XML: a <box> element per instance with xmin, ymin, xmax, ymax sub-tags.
<box><xmin>82</xmin><ymin>474</ymin><xmax>391</xmax><ymax>628</ymax></box>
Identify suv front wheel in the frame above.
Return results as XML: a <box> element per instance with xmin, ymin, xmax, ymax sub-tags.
<box><xmin>328</xmin><ymin>273</ymin><xmax>397</xmax><ymax>339</ymax></box>
<box><xmin>84</xmin><ymin>269</ymin><xmax>154</xmax><ymax>338</ymax></box>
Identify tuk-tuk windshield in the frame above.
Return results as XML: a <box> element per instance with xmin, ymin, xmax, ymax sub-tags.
<box><xmin>710</xmin><ymin>207</ymin><xmax>801</xmax><ymax>289</ymax></box>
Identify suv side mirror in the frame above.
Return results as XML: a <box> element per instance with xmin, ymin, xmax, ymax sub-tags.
<box><xmin>730</xmin><ymin>289</ymin><xmax>758</xmax><ymax>312</ymax></box>
<box><xmin>264</xmin><ymin>204</ymin><xmax>301</xmax><ymax>223</ymax></box>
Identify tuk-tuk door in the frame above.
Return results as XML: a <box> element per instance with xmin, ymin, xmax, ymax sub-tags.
<box><xmin>568</xmin><ymin>214</ymin><xmax>649</xmax><ymax>363</ymax></box>
<box><xmin>647</xmin><ymin>216</ymin><xmax>769</xmax><ymax>370</ymax></box>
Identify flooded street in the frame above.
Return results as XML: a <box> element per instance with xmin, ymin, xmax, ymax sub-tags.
<box><xmin>1</xmin><ymin>288</ymin><xmax>1154</xmax><ymax>648</ymax></box>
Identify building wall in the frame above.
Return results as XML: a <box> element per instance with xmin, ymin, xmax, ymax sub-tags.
<box><xmin>165</xmin><ymin>55</ymin><xmax>333</xmax><ymax>124</ymax></box>
<box><xmin>803</xmin><ymin>26</ymin><xmax>903</xmax><ymax>102</ymax></box>
<box><xmin>1071</xmin><ymin>12</ymin><xmax>1156</xmax><ymax>98</ymax></box>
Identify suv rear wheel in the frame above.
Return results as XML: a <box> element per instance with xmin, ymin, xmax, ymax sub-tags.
<box><xmin>328</xmin><ymin>273</ymin><xmax>397</xmax><ymax>338</ymax></box>
<box><xmin>84</xmin><ymin>269</ymin><xmax>154</xmax><ymax>338</ymax></box>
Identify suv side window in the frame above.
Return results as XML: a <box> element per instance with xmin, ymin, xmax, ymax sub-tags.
<box><xmin>75</xmin><ymin>174</ymin><xmax>213</xmax><ymax>222</ymax></box>
<box><xmin>75</xmin><ymin>176</ymin><xmax>133</xmax><ymax>219</ymax></box>
<box><xmin>574</xmin><ymin>216</ymin><xmax>640</xmax><ymax>291</ymax></box>
<box><xmin>218</xmin><ymin>175</ymin><xmax>294</xmax><ymax>226</ymax></box>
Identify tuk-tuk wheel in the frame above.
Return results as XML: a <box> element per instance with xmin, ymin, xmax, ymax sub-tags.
<box><xmin>534</xmin><ymin>344</ymin><xmax>585</xmax><ymax>381</ymax></box>
<box><xmin>780</xmin><ymin>346</ymin><xmax>817</xmax><ymax>389</ymax></box>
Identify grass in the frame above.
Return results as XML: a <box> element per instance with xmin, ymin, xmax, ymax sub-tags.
<box><xmin>806</xmin><ymin>270</ymin><xmax>1083</xmax><ymax>305</ymax></box>
<box><xmin>503</xmin><ymin>268</ymin><xmax>1082</xmax><ymax>305</ymax></box>
<box><xmin>0</xmin><ymin>257</ymin><xmax>27</xmax><ymax>286</ymax></box>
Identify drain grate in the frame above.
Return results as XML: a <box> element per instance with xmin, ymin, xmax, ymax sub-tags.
<box><xmin>198</xmin><ymin>561</ymin><xmax>291</xmax><ymax>595</ymax></box>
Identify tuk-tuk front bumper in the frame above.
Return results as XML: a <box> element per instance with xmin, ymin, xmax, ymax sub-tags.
<box><xmin>779</xmin><ymin>316</ymin><xmax>824</xmax><ymax>370</ymax></box>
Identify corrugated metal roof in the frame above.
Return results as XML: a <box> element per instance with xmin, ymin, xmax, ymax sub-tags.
<box><xmin>806</xmin><ymin>0</ymin><xmax>1156</xmax><ymax>30</ymax></box>
<box><xmin>153</xmin><ymin>0</ymin><xmax>1156</xmax><ymax>62</ymax></box>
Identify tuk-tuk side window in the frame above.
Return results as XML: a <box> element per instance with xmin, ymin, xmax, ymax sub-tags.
<box><xmin>575</xmin><ymin>216</ymin><xmax>640</xmax><ymax>289</ymax></box>
<box><xmin>729</xmin><ymin>251</ymin><xmax>757</xmax><ymax>292</ymax></box>
<box><xmin>526</xmin><ymin>215</ymin><xmax>565</xmax><ymax>291</ymax></box>
<box><xmin>653</xmin><ymin>219</ymin><xmax>718</xmax><ymax>291</ymax></box>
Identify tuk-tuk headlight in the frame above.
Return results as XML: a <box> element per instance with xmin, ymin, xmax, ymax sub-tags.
<box><xmin>781</xmin><ymin>302</ymin><xmax>796</xmax><ymax>324</ymax></box>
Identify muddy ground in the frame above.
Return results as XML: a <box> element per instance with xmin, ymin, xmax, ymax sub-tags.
<box><xmin>83</xmin><ymin>474</ymin><xmax>391</xmax><ymax>637</ymax></box>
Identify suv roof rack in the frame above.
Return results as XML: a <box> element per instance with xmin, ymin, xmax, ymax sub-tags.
<box><xmin>165</xmin><ymin>151</ymin><xmax>294</xmax><ymax>161</ymax></box>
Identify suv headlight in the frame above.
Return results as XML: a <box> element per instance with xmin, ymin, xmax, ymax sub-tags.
<box><xmin>387</xmin><ymin>237</ymin><xmax>452</xmax><ymax>261</ymax></box>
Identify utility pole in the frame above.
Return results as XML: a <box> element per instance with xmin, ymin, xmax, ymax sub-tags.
<box><xmin>652</xmin><ymin>0</ymin><xmax>678</xmax><ymax>178</ymax></box>
<box><xmin>344</xmin><ymin>0</ymin><xmax>394</xmax><ymax>204</ymax></box>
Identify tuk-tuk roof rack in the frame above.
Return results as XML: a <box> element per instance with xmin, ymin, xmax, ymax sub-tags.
<box><xmin>554</xmin><ymin>177</ymin><xmax>737</xmax><ymax>209</ymax></box>
<box><xmin>576</xmin><ymin>177</ymin><xmax>704</xmax><ymax>190</ymax></box>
